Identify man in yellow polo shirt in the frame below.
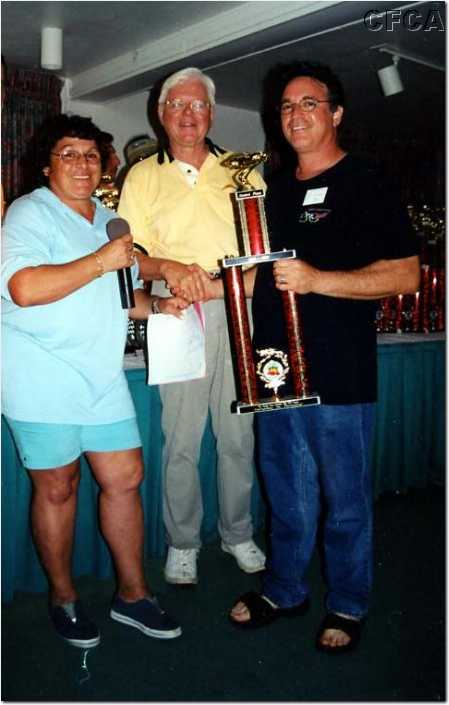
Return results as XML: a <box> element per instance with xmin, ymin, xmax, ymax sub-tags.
<box><xmin>118</xmin><ymin>67</ymin><xmax>265</xmax><ymax>585</ymax></box>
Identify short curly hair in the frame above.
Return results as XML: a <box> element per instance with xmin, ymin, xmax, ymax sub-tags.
<box><xmin>36</xmin><ymin>114</ymin><xmax>110</xmax><ymax>176</ymax></box>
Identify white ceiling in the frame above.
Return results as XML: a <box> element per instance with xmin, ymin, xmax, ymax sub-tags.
<box><xmin>1</xmin><ymin>0</ymin><xmax>446</xmax><ymax>135</ymax></box>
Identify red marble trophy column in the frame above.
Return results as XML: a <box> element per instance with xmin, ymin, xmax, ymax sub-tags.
<box><xmin>223</xmin><ymin>266</ymin><xmax>258</xmax><ymax>405</ymax></box>
<box><xmin>281</xmin><ymin>290</ymin><xmax>310</xmax><ymax>398</ymax></box>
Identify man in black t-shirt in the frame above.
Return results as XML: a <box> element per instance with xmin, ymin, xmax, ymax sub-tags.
<box><xmin>228</xmin><ymin>62</ymin><xmax>420</xmax><ymax>653</ymax></box>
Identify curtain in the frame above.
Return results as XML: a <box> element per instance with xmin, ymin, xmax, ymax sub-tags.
<box><xmin>1</xmin><ymin>65</ymin><xmax>62</xmax><ymax>205</ymax></box>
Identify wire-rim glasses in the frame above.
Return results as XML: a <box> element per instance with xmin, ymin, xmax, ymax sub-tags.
<box><xmin>278</xmin><ymin>97</ymin><xmax>332</xmax><ymax>114</ymax></box>
<box><xmin>164</xmin><ymin>98</ymin><xmax>210</xmax><ymax>113</ymax></box>
<box><xmin>51</xmin><ymin>150</ymin><xmax>101</xmax><ymax>164</ymax></box>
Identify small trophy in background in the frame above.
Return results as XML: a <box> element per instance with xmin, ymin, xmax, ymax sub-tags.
<box><xmin>220</xmin><ymin>151</ymin><xmax>320</xmax><ymax>414</ymax></box>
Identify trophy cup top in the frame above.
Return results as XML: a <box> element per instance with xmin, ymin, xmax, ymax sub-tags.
<box><xmin>221</xmin><ymin>151</ymin><xmax>268</xmax><ymax>191</ymax></box>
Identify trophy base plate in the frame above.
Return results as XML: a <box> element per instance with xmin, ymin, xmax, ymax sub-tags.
<box><xmin>232</xmin><ymin>394</ymin><xmax>321</xmax><ymax>414</ymax></box>
<box><xmin>221</xmin><ymin>249</ymin><xmax>296</xmax><ymax>268</ymax></box>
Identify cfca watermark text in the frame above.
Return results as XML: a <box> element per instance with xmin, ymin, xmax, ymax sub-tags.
<box><xmin>364</xmin><ymin>7</ymin><xmax>445</xmax><ymax>32</ymax></box>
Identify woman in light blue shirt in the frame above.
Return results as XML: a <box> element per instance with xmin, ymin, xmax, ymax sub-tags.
<box><xmin>2</xmin><ymin>114</ymin><xmax>186</xmax><ymax>648</ymax></box>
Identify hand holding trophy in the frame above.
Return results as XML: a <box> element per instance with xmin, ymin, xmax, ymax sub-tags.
<box><xmin>220</xmin><ymin>151</ymin><xmax>320</xmax><ymax>413</ymax></box>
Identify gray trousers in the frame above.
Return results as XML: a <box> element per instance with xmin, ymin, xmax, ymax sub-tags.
<box><xmin>155</xmin><ymin>287</ymin><xmax>255</xmax><ymax>549</ymax></box>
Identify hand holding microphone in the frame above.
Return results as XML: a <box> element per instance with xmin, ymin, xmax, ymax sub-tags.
<box><xmin>96</xmin><ymin>218</ymin><xmax>136</xmax><ymax>309</ymax></box>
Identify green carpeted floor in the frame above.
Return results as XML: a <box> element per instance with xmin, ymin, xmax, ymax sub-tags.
<box><xmin>2</xmin><ymin>485</ymin><xmax>445</xmax><ymax>702</ymax></box>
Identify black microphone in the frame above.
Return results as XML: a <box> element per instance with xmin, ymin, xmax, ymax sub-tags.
<box><xmin>106</xmin><ymin>218</ymin><xmax>135</xmax><ymax>309</ymax></box>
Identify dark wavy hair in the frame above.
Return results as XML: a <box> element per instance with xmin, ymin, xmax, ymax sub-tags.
<box><xmin>263</xmin><ymin>61</ymin><xmax>344</xmax><ymax>116</ymax></box>
<box><xmin>35</xmin><ymin>114</ymin><xmax>110</xmax><ymax>179</ymax></box>
<box><xmin>261</xmin><ymin>61</ymin><xmax>345</xmax><ymax>174</ymax></box>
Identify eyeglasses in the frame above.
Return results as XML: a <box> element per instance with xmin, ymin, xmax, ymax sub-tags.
<box><xmin>164</xmin><ymin>98</ymin><xmax>210</xmax><ymax>113</ymax></box>
<box><xmin>278</xmin><ymin>97</ymin><xmax>332</xmax><ymax>114</ymax></box>
<box><xmin>51</xmin><ymin>150</ymin><xmax>101</xmax><ymax>164</ymax></box>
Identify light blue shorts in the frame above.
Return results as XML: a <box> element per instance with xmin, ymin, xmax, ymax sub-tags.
<box><xmin>5</xmin><ymin>417</ymin><xmax>142</xmax><ymax>470</ymax></box>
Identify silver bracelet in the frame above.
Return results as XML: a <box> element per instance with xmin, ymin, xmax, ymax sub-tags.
<box><xmin>151</xmin><ymin>297</ymin><xmax>161</xmax><ymax>315</ymax></box>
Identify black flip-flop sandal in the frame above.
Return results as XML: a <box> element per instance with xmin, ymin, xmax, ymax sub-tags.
<box><xmin>316</xmin><ymin>612</ymin><xmax>364</xmax><ymax>653</ymax></box>
<box><xmin>229</xmin><ymin>591</ymin><xmax>309</xmax><ymax>630</ymax></box>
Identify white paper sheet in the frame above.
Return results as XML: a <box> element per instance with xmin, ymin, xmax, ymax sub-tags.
<box><xmin>146</xmin><ymin>303</ymin><xmax>206</xmax><ymax>385</ymax></box>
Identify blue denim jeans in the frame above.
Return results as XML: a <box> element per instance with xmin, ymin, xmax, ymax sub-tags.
<box><xmin>257</xmin><ymin>403</ymin><xmax>375</xmax><ymax>619</ymax></box>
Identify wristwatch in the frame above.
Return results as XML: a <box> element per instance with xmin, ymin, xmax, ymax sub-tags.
<box><xmin>151</xmin><ymin>297</ymin><xmax>161</xmax><ymax>315</ymax></box>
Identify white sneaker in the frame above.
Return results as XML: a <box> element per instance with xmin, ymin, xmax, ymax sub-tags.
<box><xmin>221</xmin><ymin>540</ymin><xmax>266</xmax><ymax>573</ymax></box>
<box><xmin>164</xmin><ymin>547</ymin><xmax>199</xmax><ymax>584</ymax></box>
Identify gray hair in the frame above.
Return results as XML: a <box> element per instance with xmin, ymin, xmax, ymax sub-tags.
<box><xmin>158</xmin><ymin>67</ymin><xmax>216</xmax><ymax>106</ymax></box>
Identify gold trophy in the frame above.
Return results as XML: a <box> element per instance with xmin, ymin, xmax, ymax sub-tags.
<box><xmin>220</xmin><ymin>151</ymin><xmax>320</xmax><ymax>414</ymax></box>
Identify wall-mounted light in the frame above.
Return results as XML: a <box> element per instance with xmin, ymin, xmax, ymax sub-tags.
<box><xmin>371</xmin><ymin>44</ymin><xmax>444</xmax><ymax>97</ymax></box>
<box><xmin>377</xmin><ymin>55</ymin><xmax>403</xmax><ymax>97</ymax></box>
<box><xmin>41</xmin><ymin>27</ymin><xmax>63</xmax><ymax>71</ymax></box>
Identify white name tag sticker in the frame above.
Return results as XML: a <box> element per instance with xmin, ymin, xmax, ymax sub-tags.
<box><xmin>303</xmin><ymin>187</ymin><xmax>328</xmax><ymax>205</ymax></box>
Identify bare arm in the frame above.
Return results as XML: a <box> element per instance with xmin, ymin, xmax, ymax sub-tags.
<box><xmin>129</xmin><ymin>289</ymin><xmax>189</xmax><ymax>320</ymax></box>
<box><xmin>137</xmin><ymin>247</ymin><xmax>258</xmax><ymax>303</ymax></box>
<box><xmin>136</xmin><ymin>252</ymin><xmax>211</xmax><ymax>303</ymax></box>
<box><xmin>273</xmin><ymin>255</ymin><xmax>420</xmax><ymax>300</ymax></box>
<box><xmin>128</xmin><ymin>289</ymin><xmax>152</xmax><ymax>320</ymax></box>
<box><xmin>242</xmin><ymin>266</ymin><xmax>258</xmax><ymax>298</ymax></box>
<box><xmin>8</xmin><ymin>234</ymin><xmax>135</xmax><ymax>307</ymax></box>
<box><xmin>173</xmin><ymin>265</ymin><xmax>258</xmax><ymax>302</ymax></box>
<box><xmin>135</xmin><ymin>252</ymin><xmax>172</xmax><ymax>281</ymax></box>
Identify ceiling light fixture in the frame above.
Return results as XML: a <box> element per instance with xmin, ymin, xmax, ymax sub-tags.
<box><xmin>372</xmin><ymin>44</ymin><xmax>444</xmax><ymax>98</ymax></box>
<box><xmin>377</xmin><ymin>55</ymin><xmax>403</xmax><ymax>97</ymax></box>
<box><xmin>375</xmin><ymin>44</ymin><xmax>445</xmax><ymax>72</ymax></box>
<box><xmin>41</xmin><ymin>27</ymin><xmax>63</xmax><ymax>71</ymax></box>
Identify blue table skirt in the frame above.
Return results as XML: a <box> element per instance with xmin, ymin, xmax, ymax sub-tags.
<box><xmin>1</xmin><ymin>336</ymin><xmax>444</xmax><ymax>602</ymax></box>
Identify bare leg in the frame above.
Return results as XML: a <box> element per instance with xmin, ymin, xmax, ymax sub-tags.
<box><xmin>87</xmin><ymin>448</ymin><xmax>149</xmax><ymax>602</ymax></box>
<box><xmin>29</xmin><ymin>460</ymin><xmax>81</xmax><ymax>605</ymax></box>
